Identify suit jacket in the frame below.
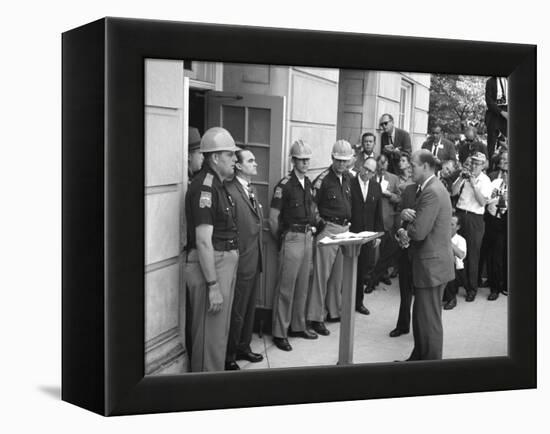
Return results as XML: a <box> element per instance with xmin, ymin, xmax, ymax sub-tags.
<box><xmin>349</xmin><ymin>177</ymin><xmax>384</xmax><ymax>233</ymax></box>
<box><xmin>225</xmin><ymin>177</ymin><xmax>264</xmax><ymax>272</ymax></box>
<box><xmin>421</xmin><ymin>138</ymin><xmax>456</xmax><ymax>162</ymax></box>
<box><xmin>375</xmin><ymin>171</ymin><xmax>401</xmax><ymax>232</ymax></box>
<box><xmin>406</xmin><ymin>176</ymin><xmax>454</xmax><ymax>288</ymax></box>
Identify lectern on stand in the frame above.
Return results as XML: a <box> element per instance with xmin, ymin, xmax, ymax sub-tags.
<box><xmin>318</xmin><ymin>232</ymin><xmax>384</xmax><ymax>365</ymax></box>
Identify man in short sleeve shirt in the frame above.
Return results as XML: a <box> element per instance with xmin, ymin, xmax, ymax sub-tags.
<box><xmin>306</xmin><ymin>140</ymin><xmax>354</xmax><ymax>336</ymax></box>
<box><xmin>185</xmin><ymin>127</ymin><xmax>240</xmax><ymax>372</ymax></box>
<box><xmin>269</xmin><ymin>140</ymin><xmax>319</xmax><ymax>352</ymax></box>
<box><xmin>451</xmin><ymin>151</ymin><xmax>492</xmax><ymax>302</ymax></box>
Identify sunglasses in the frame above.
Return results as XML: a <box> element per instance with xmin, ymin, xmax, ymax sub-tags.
<box><xmin>379</xmin><ymin>121</ymin><xmax>390</xmax><ymax>127</ymax></box>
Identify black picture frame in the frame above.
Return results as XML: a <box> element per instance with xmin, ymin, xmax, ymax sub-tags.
<box><xmin>62</xmin><ymin>17</ymin><xmax>536</xmax><ymax>416</ymax></box>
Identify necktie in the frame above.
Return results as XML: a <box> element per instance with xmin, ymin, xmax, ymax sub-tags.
<box><xmin>248</xmin><ymin>184</ymin><xmax>257</xmax><ymax>210</ymax></box>
<box><xmin>416</xmin><ymin>185</ymin><xmax>422</xmax><ymax>198</ymax></box>
<box><xmin>389</xmin><ymin>135</ymin><xmax>394</xmax><ymax>146</ymax></box>
<box><xmin>432</xmin><ymin>142</ymin><xmax>438</xmax><ymax>156</ymax></box>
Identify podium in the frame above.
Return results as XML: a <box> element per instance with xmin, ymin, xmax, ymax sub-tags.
<box><xmin>318</xmin><ymin>231</ymin><xmax>384</xmax><ymax>365</ymax></box>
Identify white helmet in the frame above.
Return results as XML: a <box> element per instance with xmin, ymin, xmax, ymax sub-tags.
<box><xmin>289</xmin><ymin>140</ymin><xmax>313</xmax><ymax>159</ymax></box>
<box><xmin>332</xmin><ymin>139</ymin><xmax>353</xmax><ymax>160</ymax></box>
<box><xmin>199</xmin><ymin>127</ymin><xmax>241</xmax><ymax>153</ymax></box>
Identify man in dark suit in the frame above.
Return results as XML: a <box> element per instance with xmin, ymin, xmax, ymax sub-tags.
<box><xmin>390</xmin><ymin>182</ymin><xmax>417</xmax><ymax>337</ymax></box>
<box><xmin>379</xmin><ymin>113</ymin><xmax>412</xmax><ymax>174</ymax></box>
<box><xmin>485</xmin><ymin>76</ymin><xmax>508</xmax><ymax>159</ymax></box>
<box><xmin>397</xmin><ymin>150</ymin><xmax>454</xmax><ymax>360</ymax></box>
<box><xmin>350</xmin><ymin>157</ymin><xmax>384</xmax><ymax>314</ymax></box>
<box><xmin>421</xmin><ymin>126</ymin><xmax>457</xmax><ymax>168</ymax></box>
<box><xmin>224</xmin><ymin>149</ymin><xmax>264</xmax><ymax>370</ymax></box>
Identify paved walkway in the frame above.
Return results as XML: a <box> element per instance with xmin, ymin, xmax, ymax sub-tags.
<box><xmin>240</xmin><ymin>278</ymin><xmax>507</xmax><ymax>370</ymax></box>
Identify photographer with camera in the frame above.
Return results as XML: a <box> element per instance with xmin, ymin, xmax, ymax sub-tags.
<box><xmin>451</xmin><ymin>152</ymin><xmax>492</xmax><ymax>302</ymax></box>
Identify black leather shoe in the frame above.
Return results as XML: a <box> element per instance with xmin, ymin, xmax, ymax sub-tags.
<box><xmin>465</xmin><ymin>292</ymin><xmax>476</xmax><ymax>302</ymax></box>
<box><xmin>444</xmin><ymin>298</ymin><xmax>457</xmax><ymax>310</ymax></box>
<box><xmin>325</xmin><ymin>316</ymin><xmax>341</xmax><ymax>323</ymax></box>
<box><xmin>488</xmin><ymin>292</ymin><xmax>499</xmax><ymax>301</ymax></box>
<box><xmin>501</xmin><ymin>289</ymin><xmax>508</xmax><ymax>296</ymax></box>
<box><xmin>380</xmin><ymin>276</ymin><xmax>392</xmax><ymax>285</ymax></box>
<box><xmin>390</xmin><ymin>269</ymin><xmax>399</xmax><ymax>278</ymax></box>
<box><xmin>364</xmin><ymin>282</ymin><xmax>375</xmax><ymax>293</ymax></box>
<box><xmin>273</xmin><ymin>337</ymin><xmax>292</xmax><ymax>351</ymax></box>
<box><xmin>235</xmin><ymin>351</ymin><xmax>264</xmax><ymax>363</ymax></box>
<box><xmin>309</xmin><ymin>321</ymin><xmax>330</xmax><ymax>336</ymax></box>
<box><xmin>389</xmin><ymin>328</ymin><xmax>409</xmax><ymax>337</ymax></box>
<box><xmin>355</xmin><ymin>305</ymin><xmax>370</xmax><ymax>315</ymax></box>
<box><xmin>289</xmin><ymin>329</ymin><xmax>318</xmax><ymax>339</ymax></box>
<box><xmin>224</xmin><ymin>361</ymin><xmax>240</xmax><ymax>370</ymax></box>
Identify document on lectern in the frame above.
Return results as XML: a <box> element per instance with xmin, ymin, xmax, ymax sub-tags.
<box><xmin>318</xmin><ymin>231</ymin><xmax>379</xmax><ymax>245</ymax></box>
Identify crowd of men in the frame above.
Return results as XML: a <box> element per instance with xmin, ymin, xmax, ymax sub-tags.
<box><xmin>183</xmin><ymin>76</ymin><xmax>509</xmax><ymax>371</ymax></box>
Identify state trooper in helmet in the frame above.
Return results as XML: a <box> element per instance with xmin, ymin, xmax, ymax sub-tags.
<box><xmin>185</xmin><ymin>127</ymin><xmax>241</xmax><ymax>371</ymax></box>
<box><xmin>306</xmin><ymin>140</ymin><xmax>353</xmax><ymax>336</ymax></box>
<box><xmin>187</xmin><ymin>126</ymin><xmax>203</xmax><ymax>183</ymax></box>
<box><xmin>269</xmin><ymin>140</ymin><xmax>320</xmax><ymax>351</ymax></box>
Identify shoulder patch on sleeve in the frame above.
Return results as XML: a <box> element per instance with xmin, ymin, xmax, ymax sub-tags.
<box><xmin>199</xmin><ymin>191</ymin><xmax>212</xmax><ymax>208</ymax></box>
<box><xmin>274</xmin><ymin>187</ymin><xmax>283</xmax><ymax>199</ymax></box>
<box><xmin>314</xmin><ymin>169</ymin><xmax>329</xmax><ymax>190</ymax></box>
<box><xmin>203</xmin><ymin>173</ymin><xmax>214</xmax><ymax>187</ymax></box>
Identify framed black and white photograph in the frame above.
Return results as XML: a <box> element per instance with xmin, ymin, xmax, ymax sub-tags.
<box><xmin>61</xmin><ymin>16</ymin><xmax>536</xmax><ymax>416</ymax></box>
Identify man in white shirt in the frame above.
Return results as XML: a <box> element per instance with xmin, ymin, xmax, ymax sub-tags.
<box><xmin>442</xmin><ymin>214</ymin><xmax>467</xmax><ymax>310</ymax></box>
<box><xmin>451</xmin><ymin>152</ymin><xmax>492</xmax><ymax>302</ymax></box>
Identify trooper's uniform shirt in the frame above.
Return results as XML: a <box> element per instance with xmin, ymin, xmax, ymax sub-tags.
<box><xmin>185</xmin><ymin>164</ymin><xmax>239</xmax><ymax>372</ymax></box>
<box><xmin>270</xmin><ymin>171</ymin><xmax>316</xmax><ymax>230</ymax></box>
<box><xmin>186</xmin><ymin>166</ymin><xmax>238</xmax><ymax>252</ymax></box>
<box><xmin>313</xmin><ymin>168</ymin><xmax>352</xmax><ymax>223</ymax></box>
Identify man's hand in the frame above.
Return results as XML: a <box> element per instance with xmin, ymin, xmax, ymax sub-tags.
<box><xmin>401</xmin><ymin>208</ymin><xmax>416</xmax><ymax>222</ymax></box>
<box><xmin>501</xmin><ymin>111</ymin><xmax>509</xmax><ymax>121</ymax></box>
<box><xmin>371</xmin><ymin>238</ymin><xmax>381</xmax><ymax>249</ymax></box>
<box><xmin>208</xmin><ymin>284</ymin><xmax>223</xmax><ymax>313</ymax></box>
<box><xmin>396</xmin><ymin>228</ymin><xmax>410</xmax><ymax>248</ymax></box>
<box><xmin>383</xmin><ymin>144</ymin><xmax>394</xmax><ymax>153</ymax></box>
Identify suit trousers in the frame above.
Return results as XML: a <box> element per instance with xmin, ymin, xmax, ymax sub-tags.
<box><xmin>226</xmin><ymin>248</ymin><xmax>261</xmax><ymax>362</ymax></box>
<box><xmin>186</xmin><ymin>249</ymin><xmax>238</xmax><ymax>372</ymax></box>
<box><xmin>396</xmin><ymin>249</ymin><xmax>413</xmax><ymax>332</ymax></box>
<box><xmin>272</xmin><ymin>231</ymin><xmax>313</xmax><ymax>338</ymax></box>
<box><xmin>485</xmin><ymin>214</ymin><xmax>507</xmax><ymax>294</ymax></box>
<box><xmin>371</xmin><ymin>230</ymin><xmax>399</xmax><ymax>284</ymax></box>
<box><xmin>307</xmin><ymin>222</ymin><xmax>348</xmax><ymax>321</ymax></box>
<box><xmin>408</xmin><ymin>284</ymin><xmax>445</xmax><ymax>361</ymax></box>
<box><xmin>457</xmin><ymin>210</ymin><xmax>485</xmax><ymax>295</ymax></box>
<box><xmin>355</xmin><ymin>242</ymin><xmax>376</xmax><ymax>308</ymax></box>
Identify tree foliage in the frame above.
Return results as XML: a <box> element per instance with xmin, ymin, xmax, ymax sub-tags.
<box><xmin>428</xmin><ymin>74</ymin><xmax>487</xmax><ymax>136</ymax></box>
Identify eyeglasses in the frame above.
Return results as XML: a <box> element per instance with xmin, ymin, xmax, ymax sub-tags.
<box><xmin>379</xmin><ymin>121</ymin><xmax>390</xmax><ymax>127</ymax></box>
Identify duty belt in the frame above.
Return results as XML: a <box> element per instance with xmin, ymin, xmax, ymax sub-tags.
<box><xmin>288</xmin><ymin>223</ymin><xmax>313</xmax><ymax>233</ymax></box>
<box><xmin>213</xmin><ymin>238</ymin><xmax>239</xmax><ymax>251</ymax></box>
<box><xmin>323</xmin><ymin>216</ymin><xmax>350</xmax><ymax>226</ymax></box>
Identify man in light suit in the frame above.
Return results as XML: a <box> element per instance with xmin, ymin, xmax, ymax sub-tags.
<box><xmin>397</xmin><ymin>150</ymin><xmax>454</xmax><ymax>360</ymax></box>
<box><xmin>365</xmin><ymin>154</ymin><xmax>401</xmax><ymax>291</ymax></box>
<box><xmin>224</xmin><ymin>149</ymin><xmax>264</xmax><ymax>370</ymax></box>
